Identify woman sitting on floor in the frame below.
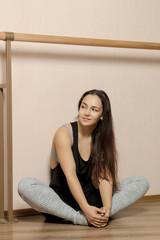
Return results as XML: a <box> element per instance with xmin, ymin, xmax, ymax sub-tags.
<box><xmin>18</xmin><ymin>89</ymin><xmax>149</xmax><ymax>228</ymax></box>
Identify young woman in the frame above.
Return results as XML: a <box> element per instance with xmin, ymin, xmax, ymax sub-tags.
<box><xmin>18</xmin><ymin>89</ymin><xmax>149</xmax><ymax>228</ymax></box>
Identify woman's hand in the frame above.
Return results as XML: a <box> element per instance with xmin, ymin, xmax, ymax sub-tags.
<box><xmin>83</xmin><ymin>205</ymin><xmax>108</xmax><ymax>228</ymax></box>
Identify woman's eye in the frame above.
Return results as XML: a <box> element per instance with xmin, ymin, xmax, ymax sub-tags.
<box><xmin>92</xmin><ymin>108</ymin><xmax>98</xmax><ymax>112</ymax></box>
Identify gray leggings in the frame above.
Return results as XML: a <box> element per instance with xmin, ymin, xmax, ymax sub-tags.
<box><xmin>18</xmin><ymin>176</ymin><xmax>149</xmax><ymax>226</ymax></box>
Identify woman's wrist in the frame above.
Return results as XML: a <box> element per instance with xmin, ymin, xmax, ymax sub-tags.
<box><xmin>80</xmin><ymin>202</ymin><xmax>89</xmax><ymax>213</ymax></box>
<box><xmin>103</xmin><ymin>206</ymin><xmax>111</xmax><ymax>211</ymax></box>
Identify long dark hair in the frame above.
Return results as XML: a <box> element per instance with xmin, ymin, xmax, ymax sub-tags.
<box><xmin>78</xmin><ymin>89</ymin><xmax>118</xmax><ymax>190</ymax></box>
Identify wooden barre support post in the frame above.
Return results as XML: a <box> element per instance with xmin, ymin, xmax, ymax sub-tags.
<box><xmin>6</xmin><ymin>40</ymin><xmax>13</xmax><ymax>223</ymax></box>
<box><xmin>0</xmin><ymin>32</ymin><xmax>160</xmax><ymax>50</ymax></box>
<box><xmin>0</xmin><ymin>88</ymin><xmax>5</xmax><ymax>223</ymax></box>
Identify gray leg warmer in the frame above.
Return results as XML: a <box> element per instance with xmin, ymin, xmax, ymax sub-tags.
<box><xmin>18</xmin><ymin>178</ymin><xmax>88</xmax><ymax>226</ymax></box>
<box><xmin>18</xmin><ymin>176</ymin><xmax>149</xmax><ymax>225</ymax></box>
<box><xmin>110</xmin><ymin>176</ymin><xmax>149</xmax><ymax>216</ymax></box>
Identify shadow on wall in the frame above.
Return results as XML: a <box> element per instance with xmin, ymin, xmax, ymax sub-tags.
<box><xmin>8</xmin><ymin>49</ymin><xmax>160</xmax><ymax>66</ymax></box>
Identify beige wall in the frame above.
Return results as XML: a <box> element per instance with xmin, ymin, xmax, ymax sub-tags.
<box><xmin>0</xmin><ymin>0</ymin><xmax>160</xmax><ymax>210</ymax></box>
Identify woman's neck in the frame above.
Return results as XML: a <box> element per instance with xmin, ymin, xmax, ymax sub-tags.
<box><xmin>77</xmin><ymin>120</ymin><xmax>97</xmax><ymax>137</ymax></box>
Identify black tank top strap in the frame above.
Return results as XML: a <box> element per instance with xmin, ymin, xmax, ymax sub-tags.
<box><xmin>70</xmin><ymin>121</ymin><xmax>78</xmax><ymax>146</ymax></box>
<box><xmin>70</xmin><ymin>121</ymin><xmax>79</xmax><ymax>165</ymax></box>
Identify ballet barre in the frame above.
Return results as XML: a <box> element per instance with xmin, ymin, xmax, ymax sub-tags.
<box><xmin>0</xmin><ymin>31</ymin><xmax>160</xmax><ymax>223</ymax></box>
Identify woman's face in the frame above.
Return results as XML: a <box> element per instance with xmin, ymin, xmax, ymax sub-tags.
<box><xmin>78</xmin><ymin>94</ymin><xmax>103</xmax><ymax>127</ymax></box>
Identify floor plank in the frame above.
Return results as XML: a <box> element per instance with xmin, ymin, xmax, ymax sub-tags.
<box><xmin>0</xmin><ymin>202</ymin><xmax>160</xmax><ymax>240</ymax></box>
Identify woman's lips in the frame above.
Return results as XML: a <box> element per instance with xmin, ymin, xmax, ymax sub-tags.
<box><xmin>82</xmin><ymin>117</ymin><xmax>90</xmax><ymax>121</ymax></box>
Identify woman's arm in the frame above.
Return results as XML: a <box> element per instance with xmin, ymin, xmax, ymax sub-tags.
<box><xmin>54</xmin><ymin>127</ymin><xmax>107</xmax><ymax>227</ymax></box>
<box><xmin>98</xmin><ymin>176</ymin><xmax>113</xmax><ymax>221</ymax></box>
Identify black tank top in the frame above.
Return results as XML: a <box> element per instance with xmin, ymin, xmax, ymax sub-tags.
<box><xmin>50</xmin><ymin>121</ymin><xmax>102</xmax><ymax>210</ymax></box>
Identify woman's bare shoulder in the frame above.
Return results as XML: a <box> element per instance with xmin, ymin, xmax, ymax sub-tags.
<box><xmin>53</xmin><ymin>122</ymin><xmax>72</xmax><ymax>146</ymax></box>
<box><xmin>58</xmin><ymin>122</ymin><xmax>72</xmax><ymax>133</ymax></box>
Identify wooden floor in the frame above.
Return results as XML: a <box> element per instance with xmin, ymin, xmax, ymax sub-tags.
<box><xmin>0</xmin><ymin>201</ymin><xmax>160</xmax><ymax>240</ymax></box>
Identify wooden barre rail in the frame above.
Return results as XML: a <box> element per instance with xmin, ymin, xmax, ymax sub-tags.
<box><xmin>0</xmin><ymin>32</ymin><xmax>160</xmax><ymax>50</ymax></box>
<box><xmin>0</xmin><ymin>84</ymin><xmax>6</xmax><ymax>88</ymax></box>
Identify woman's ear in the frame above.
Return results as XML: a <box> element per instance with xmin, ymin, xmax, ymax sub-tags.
<box><xmin>100</xmin><ymin>116</ymin><xmax>103</xmax><ymax>120</ymax></box>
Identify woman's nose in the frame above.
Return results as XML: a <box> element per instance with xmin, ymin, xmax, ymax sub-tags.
<box><xmin>84</xmin><ymin>108</ymin><xmax>90</xmax><ymax>115</ymax></box>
